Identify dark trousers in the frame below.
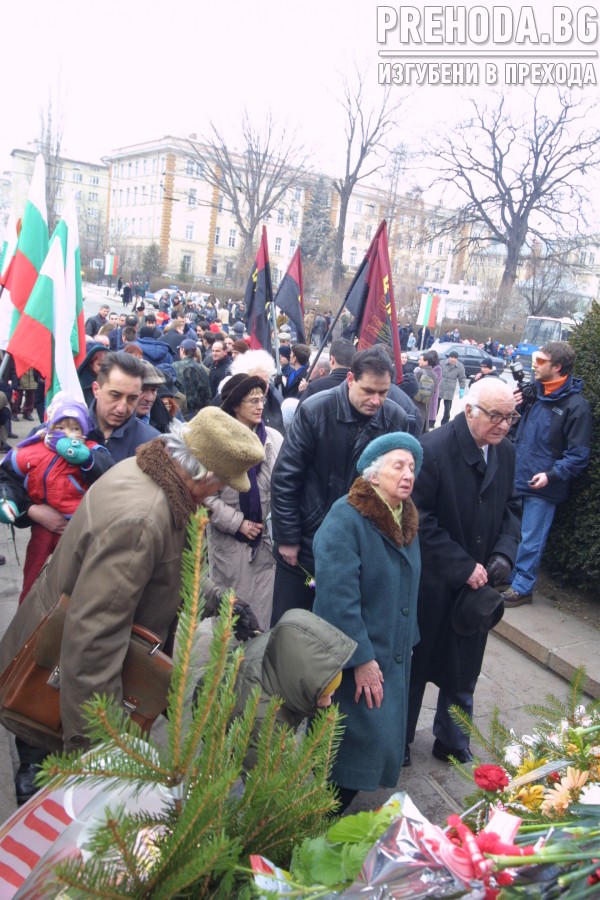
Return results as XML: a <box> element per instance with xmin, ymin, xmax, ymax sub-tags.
<box><xmin>440</xmin><ymin>399</ymin><xmax>453</xmax><ymax>425</ymax></box>
<box><xmin>270</xmin><ymin>555</ymin><xmax>315</xmax><ymax>627</ymax></box>
<box><xmin>406</xmin><ymin>676</ymin><xmax>476</xmax><ymax>751</ymax></box>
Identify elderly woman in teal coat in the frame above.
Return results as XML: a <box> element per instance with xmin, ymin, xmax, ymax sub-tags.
<box><xmin>312</xmin><ymin>432</ymin><xmax>422</xmax><ymax>812</ymax></box>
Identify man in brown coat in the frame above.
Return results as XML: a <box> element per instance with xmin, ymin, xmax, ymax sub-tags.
<box><xmin>0</xmin><ymin>408</ymin><xmax>264</xmax><ymax>804</ymax></box>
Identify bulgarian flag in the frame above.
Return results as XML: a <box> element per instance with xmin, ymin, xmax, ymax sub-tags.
<box><xmin>104</xmin><ymin>253</ymin><xmax>118</xmax><ymax>277</ymax></box>
<box><xmin>0</xmin><ymin>154</ymin><xmax>48</xmax><ymax>351</ymax></box>
<box><xmin>416</xmin><ymin>292</ymin><xmax>441</xmax><ymax>328</ymax></box>
<box><xmin>0</xmin><ymin>211</ymin><xmax>19</xmax><ymax>351</ymax></box>
<box><xmin>7</xmin><ymin>194</ymin><xmax>85</xmax><ymax>405</ymax></box>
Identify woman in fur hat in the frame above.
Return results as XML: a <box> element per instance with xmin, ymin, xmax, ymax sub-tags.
<box><xmin>205</xmin><ymin>374</ymin><xmax>283</xmax><ymax>630</ymax></box>
<box><xmin>312</xmin><ymin>432</ymin><xmax>422</xmax><ymax>812</ymax></box>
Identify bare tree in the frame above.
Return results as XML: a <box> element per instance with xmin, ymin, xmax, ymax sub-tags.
<box><xmin>425</xmin><ymin>90</ymin><xmax>600</xmax><ymax>306</ymax></box>
<box><xmin>331</xmin><ymin>70</ymin><xmax>401</xmax><ymax>296</ymax></box>
<box><xmin>518</xmin><ymin>239</ymin><xmax>590</xmax><ymax>317</ymax></box>
<box><xmin>191</xmin><ymin>113</ymin><xmax>310</xmax><ymax>260</ymax></box>
<box><xmin>38</xmin><ymin>94</ymin><xmax>64</xmax><ymax>233</ymax></box>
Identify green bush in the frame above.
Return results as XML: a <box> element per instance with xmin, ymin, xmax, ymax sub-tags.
<box><xmin>543</xmin><ymin>301</ymin><xmax>600</xmax><ymax>588</ymax></box>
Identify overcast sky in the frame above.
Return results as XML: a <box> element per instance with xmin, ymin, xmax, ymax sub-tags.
<box><xmin>3</xmin><ymin>0</ymin><xmax>600</xmax><ymax>191</ymax></box>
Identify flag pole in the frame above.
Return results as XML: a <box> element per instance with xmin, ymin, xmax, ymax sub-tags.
<box><xmin>304</xmin><ymin>291</ymin><xmax>348</xmax><ymax>384</ymax></box>
<box><xmin>271</xmin><ymin>300</ymin><xmax>281</xmax><ymax>376</ymax></box>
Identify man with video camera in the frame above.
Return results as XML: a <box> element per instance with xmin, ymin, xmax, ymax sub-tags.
<box><xmin>503</xmin><ymin>342</ymin><xmax>592</xmax><ymax>607</ymax></box>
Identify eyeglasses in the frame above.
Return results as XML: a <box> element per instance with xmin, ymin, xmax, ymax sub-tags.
<box><xmin>243</xmin><ymin>396</ymin><xmax>267</xmax><ymax>407</ymax></box>
<box><xmin>533</xmin><ymin>355</ymin><xmax>551</xmax><ymax>365</ymax></box>
<box><xmin>471</xmin><ymin>404</ymin><xmax>520</xmax><ymax>426</ymax></box>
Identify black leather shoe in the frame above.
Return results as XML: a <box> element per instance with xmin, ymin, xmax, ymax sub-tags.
<box><xmin>432</xmin><ymin>739</ymin><xmax>474</xmax><ymax>764</ymax></box>
<box><xmin>15</xmin><ymin>762</ymin><xmax>42</xmax><ymax>805</ymax></box>
<box><xmin>23</xmin><ymin>414</ymin><xmax>34</xmax><ymax>421</ymax></box>
<box><xmin>403</xmin><ymin>744</ymin><xmax>411</xmax><ymax>767</ymax></box>
<box><xmin>8</xmin><ymin>432</ymin><xmax>18</xmax><ymax>439</ymax></box>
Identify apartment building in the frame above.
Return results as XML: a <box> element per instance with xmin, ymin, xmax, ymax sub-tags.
<box><xmin>10</xmin><ymin>148</ymin><xmax>109</xmax><ymax>260</ymax></box>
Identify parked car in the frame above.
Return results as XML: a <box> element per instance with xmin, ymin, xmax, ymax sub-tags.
<box><xmin>405</xmin><ymin>342</ymin><xmax>505</xmax><ymax>379</ymax></box>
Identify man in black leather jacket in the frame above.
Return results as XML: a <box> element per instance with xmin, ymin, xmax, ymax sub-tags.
<box><xmin>270</xmin><ymin>347</ymin><xmax>409</xmax><ymax>624</ymax></box>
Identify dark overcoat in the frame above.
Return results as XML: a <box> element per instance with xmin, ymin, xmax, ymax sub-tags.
<box><xmin>312</xmin><ymin>479</ymin><xmax>420</xmax><ymax>791</ymax></box>
<box><xmin>410</xmin><ymin>413</ymin><xmax>521</xmax><ymax>691</ymax></box>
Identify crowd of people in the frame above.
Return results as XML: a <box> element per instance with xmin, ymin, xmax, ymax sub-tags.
<box><xmin>0</xmin><ymin>287</ymin><xmax>592</xmax><ymax>819</ymax></box>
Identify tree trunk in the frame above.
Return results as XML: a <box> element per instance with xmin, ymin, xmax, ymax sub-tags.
<box><xmin>331</xmin><ymin>191</ymin><xmax>350</xmax><ymax>296</ymax></box>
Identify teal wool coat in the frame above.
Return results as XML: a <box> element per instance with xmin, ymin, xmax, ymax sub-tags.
<box><xmin>313</xmin><ymin>478</ymin><xmax>420</xmax><ymax>791</ymax></box>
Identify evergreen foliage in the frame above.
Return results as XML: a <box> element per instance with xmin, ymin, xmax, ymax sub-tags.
<box><xmin>142</xmin><ymin>243</ymin><xmax>162</xmax><ymax>278</ymax></box>
<box><xmin>300</xmin><ymin>176</ymin><xmax>335</xmax><ymax>270</ymax></box>
<box><xmin>543</xmin><ymin>302</ymin><xmax>600</xmax><ymax>587</ymax></box>
<box><xmin>37</xmin><ymin>510</ymin><xmax>343</xmax><ymax>897</ymax></box>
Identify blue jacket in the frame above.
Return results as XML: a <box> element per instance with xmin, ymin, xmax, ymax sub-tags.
<box><xmin>514</xmin><ymin>376</ymin><xmax>592</xmax><ymax>504</ymax></box>
<box><xmin>135</xmin><ymin>337</ymin><xmax>174</xmax><ymax>368</ymax></box>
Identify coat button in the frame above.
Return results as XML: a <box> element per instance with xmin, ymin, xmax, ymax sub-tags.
<box><xmin>394</xmin><ymin>654</ymin><xmax>404</xmax><ymax>664</ymax></box>
<box><xmin>402</xmin><ymin>608</ymin><xmax>409</xmax><ymax>616</ymax></box>
<box><xmin>69</xmin><ymin>734</ymin><xmax>86</xmax><ymax>746</ymax></box>
<box><xmin>475</xmin><ymin>536</ymin><xmax>481</xmax><ymax>544</ymax></box>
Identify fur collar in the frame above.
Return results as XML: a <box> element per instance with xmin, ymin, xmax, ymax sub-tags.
<box><xmin>348</xmin><ymin>477</ymin><xmax>418</xmax><ymax>547</ymax></box>
<box><xmin>135</xmin><ymin>439</ymin><xmax>196</xmax><ymax>529</ymax></box>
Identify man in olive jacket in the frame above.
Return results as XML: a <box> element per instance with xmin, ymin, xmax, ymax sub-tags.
<box><xmin>0</xmin><ymin>409</ymin><xmax>264</xmax><ymax>804</ymax></box>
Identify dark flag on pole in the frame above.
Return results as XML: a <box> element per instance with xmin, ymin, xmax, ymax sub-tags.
<box><xmin>243</xmin><ymin>225</ymin><xmax>273</xmax><ymax>351</ymax></box>
<box><xmin>345</xmin><ymin>220</ymin><xmax>403</xmax><ymax>382</ymax></box>
<box><xmin>273</xmin><ymin>246</ymin><xmax>305</xmax><ymax>343</ymax></box>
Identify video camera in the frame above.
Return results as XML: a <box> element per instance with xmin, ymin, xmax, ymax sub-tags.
<box><xmin>509</xmin><ymin>361</ymin><xmax>538</xmax><ymax>404</ymax></box>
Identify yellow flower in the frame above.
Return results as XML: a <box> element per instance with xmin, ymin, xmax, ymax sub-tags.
<box><xmin>515</xmin><ymin>755</ymin><xmax>548</xmax><ymax>778</ymax></box>
<box><xmin>512</xmin><ymin>784</ymin><xmax>545</xmax><ymax>810</ymax></box>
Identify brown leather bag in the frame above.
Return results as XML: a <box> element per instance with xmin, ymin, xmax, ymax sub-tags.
<box><xmin>0</xmin><ymin>594</ymin><xmax>173</xmax><ymax>751</ymax></box>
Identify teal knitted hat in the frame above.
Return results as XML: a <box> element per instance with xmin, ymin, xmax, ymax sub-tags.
<box><xmin>357</xmin><ymin>432</ymin><xmax>423</xmax><ymax>477</ymax></box>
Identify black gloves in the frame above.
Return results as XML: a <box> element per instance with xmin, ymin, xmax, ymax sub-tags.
<box><xmin>232</xmin><ymin>601</ymin><xmax>261</xmax><ymax>642</ymax></box>
<box><xmin>486</xmin><ymin>554</ymin><xmax>512</xmax><ymax>588</ymax></box>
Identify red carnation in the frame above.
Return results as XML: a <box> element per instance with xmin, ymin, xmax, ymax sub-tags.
<box><xmin>473</xmin><ymin>764</ymin><xmax>510</xmax><ymax>792</ymax></box>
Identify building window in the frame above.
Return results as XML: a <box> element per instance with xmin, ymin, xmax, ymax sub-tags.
<box><xmin>118</xmin><ymin>189</ymin><xmax>122</xmax><ymax>206</ymax></box>
<box><xmin>355</xmin><ymin>199</ymin><xmax>363</xmax><ymax>213</ymax></box>
<box><xmin>196</xmin><ymin>161</ymin><xmax>204</xmax><ymax>177</ymax></box>
<box><xmin>294</xmin><ymin>186</ymin><xmax>302</xmax><ymax>201</ymax></box>
<box><xmin>182</xmin><ymin>254</ymin><xmax>192</xmax><ymax>274</ymax></box>
<box><xmin>188</xmin><ymin>189</ymin><xmax>196</xmax><ymax>207</ymax></box>
<box><xmin>590</xmin><ymin>252</ymin><xmax>596</xmax><ymax>264</ymax></box>
<box><xmin>143</xmin><ymin>159</ymin><xmax>148</xmax><ymax>175</ymax></box>
<box><xmin>427</xmin><ymin>241</ymin><xmax>433</xmax><ymax>253</ymax></box>
<box><xmin>127</xmin><ymin>162</ymin><xmax>132</xmax><ymax>177</ymax></box>
<box><xmin>87</xmin><ymin>208</ymin><xmax>99</xmax><ymax>218</ymax></box>
<box><xmin>185</xmin><ymin>222</ymin><xmax>194</xmax><ymax>240</ymax></box>
<box><xmin>126</xmin><ymin>188</ymin><xmax>130</xmax><ymax>205</ymax></box>
<box><xmin>365</xmin><ymin>225</ymin><xmax>372</xmax><ymax>240</ymax></box>
<box><xmin>147</xmin><ymin>217</ymin><xmax>152</xmax><ymax>235</ymax></box>
<box><xmin>410</xmin><ymin>215</ymin><xmax>416</xmax><ymax>226</ymax></box>
<box><xmin>424</xmin><ymin>264</ymin><xmax>431</xmax><ymax>279</ymax></box>
<box><xmin>211</xmin><ymin>259</ymin><xmax>218</xmax><ymax>275</ymax></box>
<box><xmin>217</xmin><ymin>195</ymin><xmax>224</xmax><ymax>212</ymax></box>
<box><xmin>434</xmin><ymin>267</ymin><xmax>441</xmax><ymax>281</ymax></box>
<box><xmin>150</xmin><ymin>185</ymin><xmax>155</xmax><ymax>203</ymax></box>
<box><xmin>228</xmin><ymin>228</ymin><xmax>236</xmax><ymax>248</ymax></box>
<box><xmin>74</xmin><ymin>190</ymin><xmax>82</xmax><ymax>200</ymax></box>
<box><xmin>88</xmin><ymin>192</ymin><xmax>99</xmax><ymax>202</ymax></box>
<box><xmin>123</xmin><ymin>219</ymin><xmax>129</xmax><ymax>235</ymax></box>
<box><xmin>215</xmin><ymin>227</ymin><xmax>221</xmax><ymax>246</ymax></box>
<box><xmin>120</xmin><ymin>163</ymin><xmax>125</xmax><ymax>177</ymax></box>
<box><xmin>152</xmin><ymin>158</ymin><xmax>157</xmax><ymax>173</ymax></box>
<box><xmin>579</xmin><ymin>251</ymin><xmax>587</xmax><ymax>264</ymax></box>
<box><xmin>289</xmin><ymin>239</ymin><xmax>296</xmax><ymax>255</ymax></box>
<box><xmin>87</xmin><ymin>225</ymin><xmax>98</xmax><ymax>237</ymax></box>
<box><xmin>274</xmin><ymin>236</ymin><xmax>282</xmax><ymax>254</ymax></box>
<box><xmin>437</xmin><ymin>241</ymin><xmax>444</xmax><ymax>255</ymax></box>
<box><xmin>399</xmin><ymin>214</ymin><xmax>405</xmax><ymax>225</ymax></box>
<box><xmin>290</xmin><ymin>210</ymin><xmax>299</xmax><ymax>228</ymax></box>
<box><xmin>89</xmin><ymin>175</ymin><xmax>99</xmax><ymax>186</ymax></box>
<box><xmin>186</xmin><ymin>159</ymin><xmax>195</xmax><ymax>176</ymax></box>
<box><xmin>407</xmin><ymin>236</ymin><xmax>413</xmax><ymax>250</ymax></box>
<box><xmin>349</xmin><ymin>246</ymin><xmax>357</xmax><ymax>266</ymax></box>
<box><xmin>403</xmin><ymin>262</ymin><xmax>409</xmax><ymax>274</ymax></box>
<box><xmin>73</xmin><ymin>172</ymin><xmax>82</xmax><ymax>183</ymax></box>
<box><xmin>133</xmin><ymin>186</ymin><xmax>138</xmax><ymax>204</ymax></box>
<box><xmin>141</xmin><ymin>186</ymin><xmax>147</xmax><ymax>203</ymax></box>
<box><xmin>277</xmin><ymin>208</ymin><xmax>284</xmax><ymax>224</ymax></box>
<box><xmin>352</xmin><ymin>223</ymin><xmax>359</xmax><ymax>239</ymax></box>
<box><xmin>414</xmin><ymin>263</ymin><xmax>420</xmax><ymax>276</ymax></box>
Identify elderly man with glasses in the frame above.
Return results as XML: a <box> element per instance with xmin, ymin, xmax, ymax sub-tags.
<box><xmin>503</xmin><ymin>342</ymin><xmax>592</xmax><ymax>608</ymax></box>
<box><xmin>405</xmin><ymin>378</ymin><xmax>522</xmax><ymax>766</ymax></box>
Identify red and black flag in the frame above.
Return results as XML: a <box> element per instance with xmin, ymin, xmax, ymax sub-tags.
<box><xmin>243</xmin><ymin>226</ymin><xmax>273</xmax><ymax>352</ymax></box>
<box><xmin>344</xmin><ymin>220</ymin><xmax>403</xmax><ymax>382</ymax></box>
<box><xmin>273</xmin><ymin>246</ymin><xmax>305</xmax><ymax>343</ymax></box>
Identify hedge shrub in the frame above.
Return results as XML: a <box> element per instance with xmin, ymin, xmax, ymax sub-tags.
<box><xmin>543</xmin><ymin>301</ymin><xmax>600</xmax><ymax>588</ymax></box>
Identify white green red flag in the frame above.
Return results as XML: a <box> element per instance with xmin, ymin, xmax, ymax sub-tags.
<box><xmin>7</xmin><ymin>194</ymin><xmax>85</xmax><ymax>404</ymax></box>
<box><xmin>0</xmin><ymin>212</ymin><xmax>19</xmax><ymax>351</ymax></box>
<box><xmin>416</xmin><ymin>292</ymin><xmax>441</xmax><ymax>328</ymax></box>
<box><xmin>0</xmin><ymin>154</ymin><xmax>48</xmax><ymax>349</ymax></box>
<box><xmin>104</xmin><ymin>253</ymin><xmax>118</xmax><ymax>277</ymax></box>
